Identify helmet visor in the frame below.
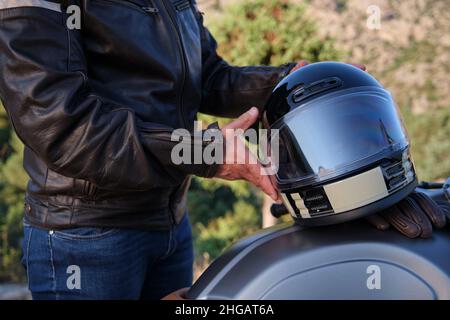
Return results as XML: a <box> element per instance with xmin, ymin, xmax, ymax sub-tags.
<box><xmin>271</xmin><ymin>87</ymin><xmax>409</xmax><ymax>187</ymax></box>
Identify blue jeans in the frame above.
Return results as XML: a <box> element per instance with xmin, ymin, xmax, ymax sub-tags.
<box><xmin>21</xmin><ymin>214</ymin><xmax>194</xmax><ymax>300</ymax></box>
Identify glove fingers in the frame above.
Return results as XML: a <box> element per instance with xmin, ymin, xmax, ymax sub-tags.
<box><xmin>435</xmin><ymin>200</ymin><xmax>450</xmax><ymax>221</ymax></box>
<box><xmin>381</xmin><ymin>206</ymin><xmax>421</xmax><ymax>238</ymax></box>
<box><xmin>409</xmin><ymin>192</ymin><xmax>446</xmax><ymax>228</ymax></box>
<box><xmin>397</xmin><ymin>197</ymin><xmax>433</xmax><ymax>238</ymax></box>
<box><xmin>366</xmin><ymin>214</ymin><xmax>390</xmax><ymax>231</ymax></box>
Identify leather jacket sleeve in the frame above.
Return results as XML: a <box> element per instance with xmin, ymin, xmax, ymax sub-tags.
<box><xmin>0</xmin><ymin>7</ymin><xmax>217</xmax><ymax>191</ymax></box>
<box><xmin>196</xmin><ymin>10</ymin><xmax>296</xmax><ymax>118</ymax></box>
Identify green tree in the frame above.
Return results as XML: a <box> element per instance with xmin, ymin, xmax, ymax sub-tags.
<box><xmin>0</xmin><ymin>103</ymin><xmax>27</xmax><ymax>282</ymax></box>
<box><xmin>208</xmin><ymin>0</ymin><xmax>339</xmax><ymax>66</ymax></box>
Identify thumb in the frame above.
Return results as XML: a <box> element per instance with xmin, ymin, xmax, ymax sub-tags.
<box><xmin>224</xmin><ymin>107</ymin><xmax>259</xmax><ymax>131</ymax></box>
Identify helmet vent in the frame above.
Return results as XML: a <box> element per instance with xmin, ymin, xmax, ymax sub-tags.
<box><xmin>300</xmin><ymin>188</ymin><xmax>334</xmax><ymax>216</ymax></box>
<box><xmin>292</xmin><ymin>77</ymin><xmax>342</xmax><ymax>103</ymax></box>
<box><xmin>381</xmin><ymin>157</ymin><xmax>414</xmax><ymax>192</ymax></box>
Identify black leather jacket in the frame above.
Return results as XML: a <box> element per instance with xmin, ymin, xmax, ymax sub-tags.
<box><xmin>0</xmin><ymin>0</ymin><xmax>293</xmax><ymax>230</ymax></box>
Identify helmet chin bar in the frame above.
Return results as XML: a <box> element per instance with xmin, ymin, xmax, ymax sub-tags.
<box><xmin>281</xmin><ymin>151</ymin><xmax>417</xmax><ymax>226</ymax></box>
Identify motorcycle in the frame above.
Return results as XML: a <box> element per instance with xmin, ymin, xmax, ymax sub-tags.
<box><xmin>187</xmin><ymin>181</ymin><xmax>450</xmax><ymax>300</ymax></box>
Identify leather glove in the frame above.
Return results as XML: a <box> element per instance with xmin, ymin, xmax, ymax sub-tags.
<box><xmin>436</xmin><ymin>199</ymin><xmax>450</xmax><ymax>222</ymax></box>
<box><xmin>367</xmin><ymin>191</ymin><xmax>448</xmax><ymax>238</ymax></box>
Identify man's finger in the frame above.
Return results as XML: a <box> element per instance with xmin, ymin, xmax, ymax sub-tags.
<box><xmin>257</xmin><ymin>175</ymin><xmax>278</xmax><ymax>202</ymax></box>
<box><xmin>245</xmin><ymin>163</ymin><xmax>278</xmax><ymax>201</ymax></box>
<box><xmin>251</xmin><ymin>148</ymin><xmax>280</xmax><ymax>201</ymax></box>
<box><xmin>162</xmin><ymin>287</ymin><xmax>190</xmax><ymax>300</ymax></box>
<box><xmin>224</xmin><ymin>107</ymin><xmax>259</xmax><ymax>131</ymax></box>
<box><xmin>349</xmin><ymin>63</ymin><xmax>366</xmax><ymax>71</ymax></box>
<box><xmin>260</xmin><ymin>166</ymin><xmax>280</xmax><ymax>202</ymax></box>
<box><xmin>289</xmin><ymin>60</ymin><xmax>310</xmax><ymax>74</ymax></box>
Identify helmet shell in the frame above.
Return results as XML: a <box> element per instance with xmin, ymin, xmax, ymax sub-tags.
<box><xmin>265</xmin><ymin>62</ymin><xmax>417</xmax><ymax>226</ymax></box>
<box><xmin>266</xmin><ymin>62</ymin><xmax>382</xmax><ymax>125</ymax></box>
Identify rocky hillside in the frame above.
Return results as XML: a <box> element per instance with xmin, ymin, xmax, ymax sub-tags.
<box><xmin>304</xmin><ymin>0</ymin><xmax>450</xmax><ymax>114</ymax></box>
<box><xmin>199</xmin><ymin>0</ymin><xmax>450</xmax><ymax>114</ymax></box>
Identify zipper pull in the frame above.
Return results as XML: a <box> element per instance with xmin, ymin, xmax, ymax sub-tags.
<box><xmin>142</xmin><ymin>6</ymin><xmax>159</xmax><ymax>14</ymax></box>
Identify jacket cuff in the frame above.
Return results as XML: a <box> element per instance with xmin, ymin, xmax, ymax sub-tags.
<box><xmin>171</xmin><ymin>122</ymin><xmax>222</xmax><ymax>179</ymax></box>
<box><xmin>196</xmin><ymin>122</ymin><xmax>221</xmax><ymax>179</ymax></box>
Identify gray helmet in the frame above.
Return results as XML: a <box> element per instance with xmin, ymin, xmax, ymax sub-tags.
<box><xmin>265</xmin><ymin>62</ymin><xmax>417</xmax><ymax>226</ymax></box>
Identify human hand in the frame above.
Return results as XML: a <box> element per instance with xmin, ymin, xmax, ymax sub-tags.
<box><xmin>162</xmin><ymin>287</ymin><xmax>189</xmax><ymax>300</ymax></box>
<box><xmin>215</xmin><ymin>107</ymin><xmax>279</xmax><ymax>202</ymax></box>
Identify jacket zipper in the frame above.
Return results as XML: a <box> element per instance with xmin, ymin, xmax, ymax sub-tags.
<box><xmin>102</xmin><ymin>0</ymin><xmax>159</xmax><ymax>14</ymax></box>
<box><xmin>159</xmin><ymin>0</ymin><xmax>189</xmax><ymax>129</ymax></box>
<box><xmin>103</xmin><ymin>0</ymin><xmax>188</xmax><ymax>227</ymax></box>
<box><xmin>102</xmin><ymin>0</ymin><xmax>187</xmax><ymax>129</ymax></box>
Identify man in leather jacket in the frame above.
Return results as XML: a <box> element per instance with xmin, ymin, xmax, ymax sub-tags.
<box><xmin>0</xmin><ymin>1</ymin><xmax>447</xmax><ymax>299</ymax></box>
<box><xmin>0</xmin><ymin>0</ymin><xmax>300</xmax><ymax>299</ymax></box>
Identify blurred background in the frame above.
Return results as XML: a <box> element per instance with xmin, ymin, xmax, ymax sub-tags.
<box><xmin>0</xmin><ymin>0</ymin><xmax>449</xmax><ymax>298</ymax></box>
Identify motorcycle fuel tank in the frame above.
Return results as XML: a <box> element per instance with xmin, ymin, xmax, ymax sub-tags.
<box><xmin>187</xmin><ymin>187</ymin><xmax>450</xmax><ymax>300</ymax></box>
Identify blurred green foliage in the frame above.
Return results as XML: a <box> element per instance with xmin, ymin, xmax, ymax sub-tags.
<box><xmin>208</xmin><ymin>0</ymin><xmax>339</xmax><ymax>66</ymax></box>
<box><xmin>0</xmin><ymin>0</ymin><xmax>448</xmax><ymax>282</ymax></box>
<box><xmin>402</xmin><ymin>106</ymin><xmax>450</xmax><ymax>181</ymax></box>
<box><xmin>0</xmin><ymin>105</ymin><xmax>27</xmax><ymax>282</ymax></box>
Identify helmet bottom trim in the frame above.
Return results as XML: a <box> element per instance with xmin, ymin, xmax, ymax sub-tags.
<box><xmin>293</xmin><ymin>178</ymin><xmax>418</xmax><ymax>227</ymax></box>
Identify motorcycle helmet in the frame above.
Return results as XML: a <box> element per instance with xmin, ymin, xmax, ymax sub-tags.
<box><xmin>265</xmin><ymin>62</ymin><xmax>417</xmax><ymax>226</ymax></box>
